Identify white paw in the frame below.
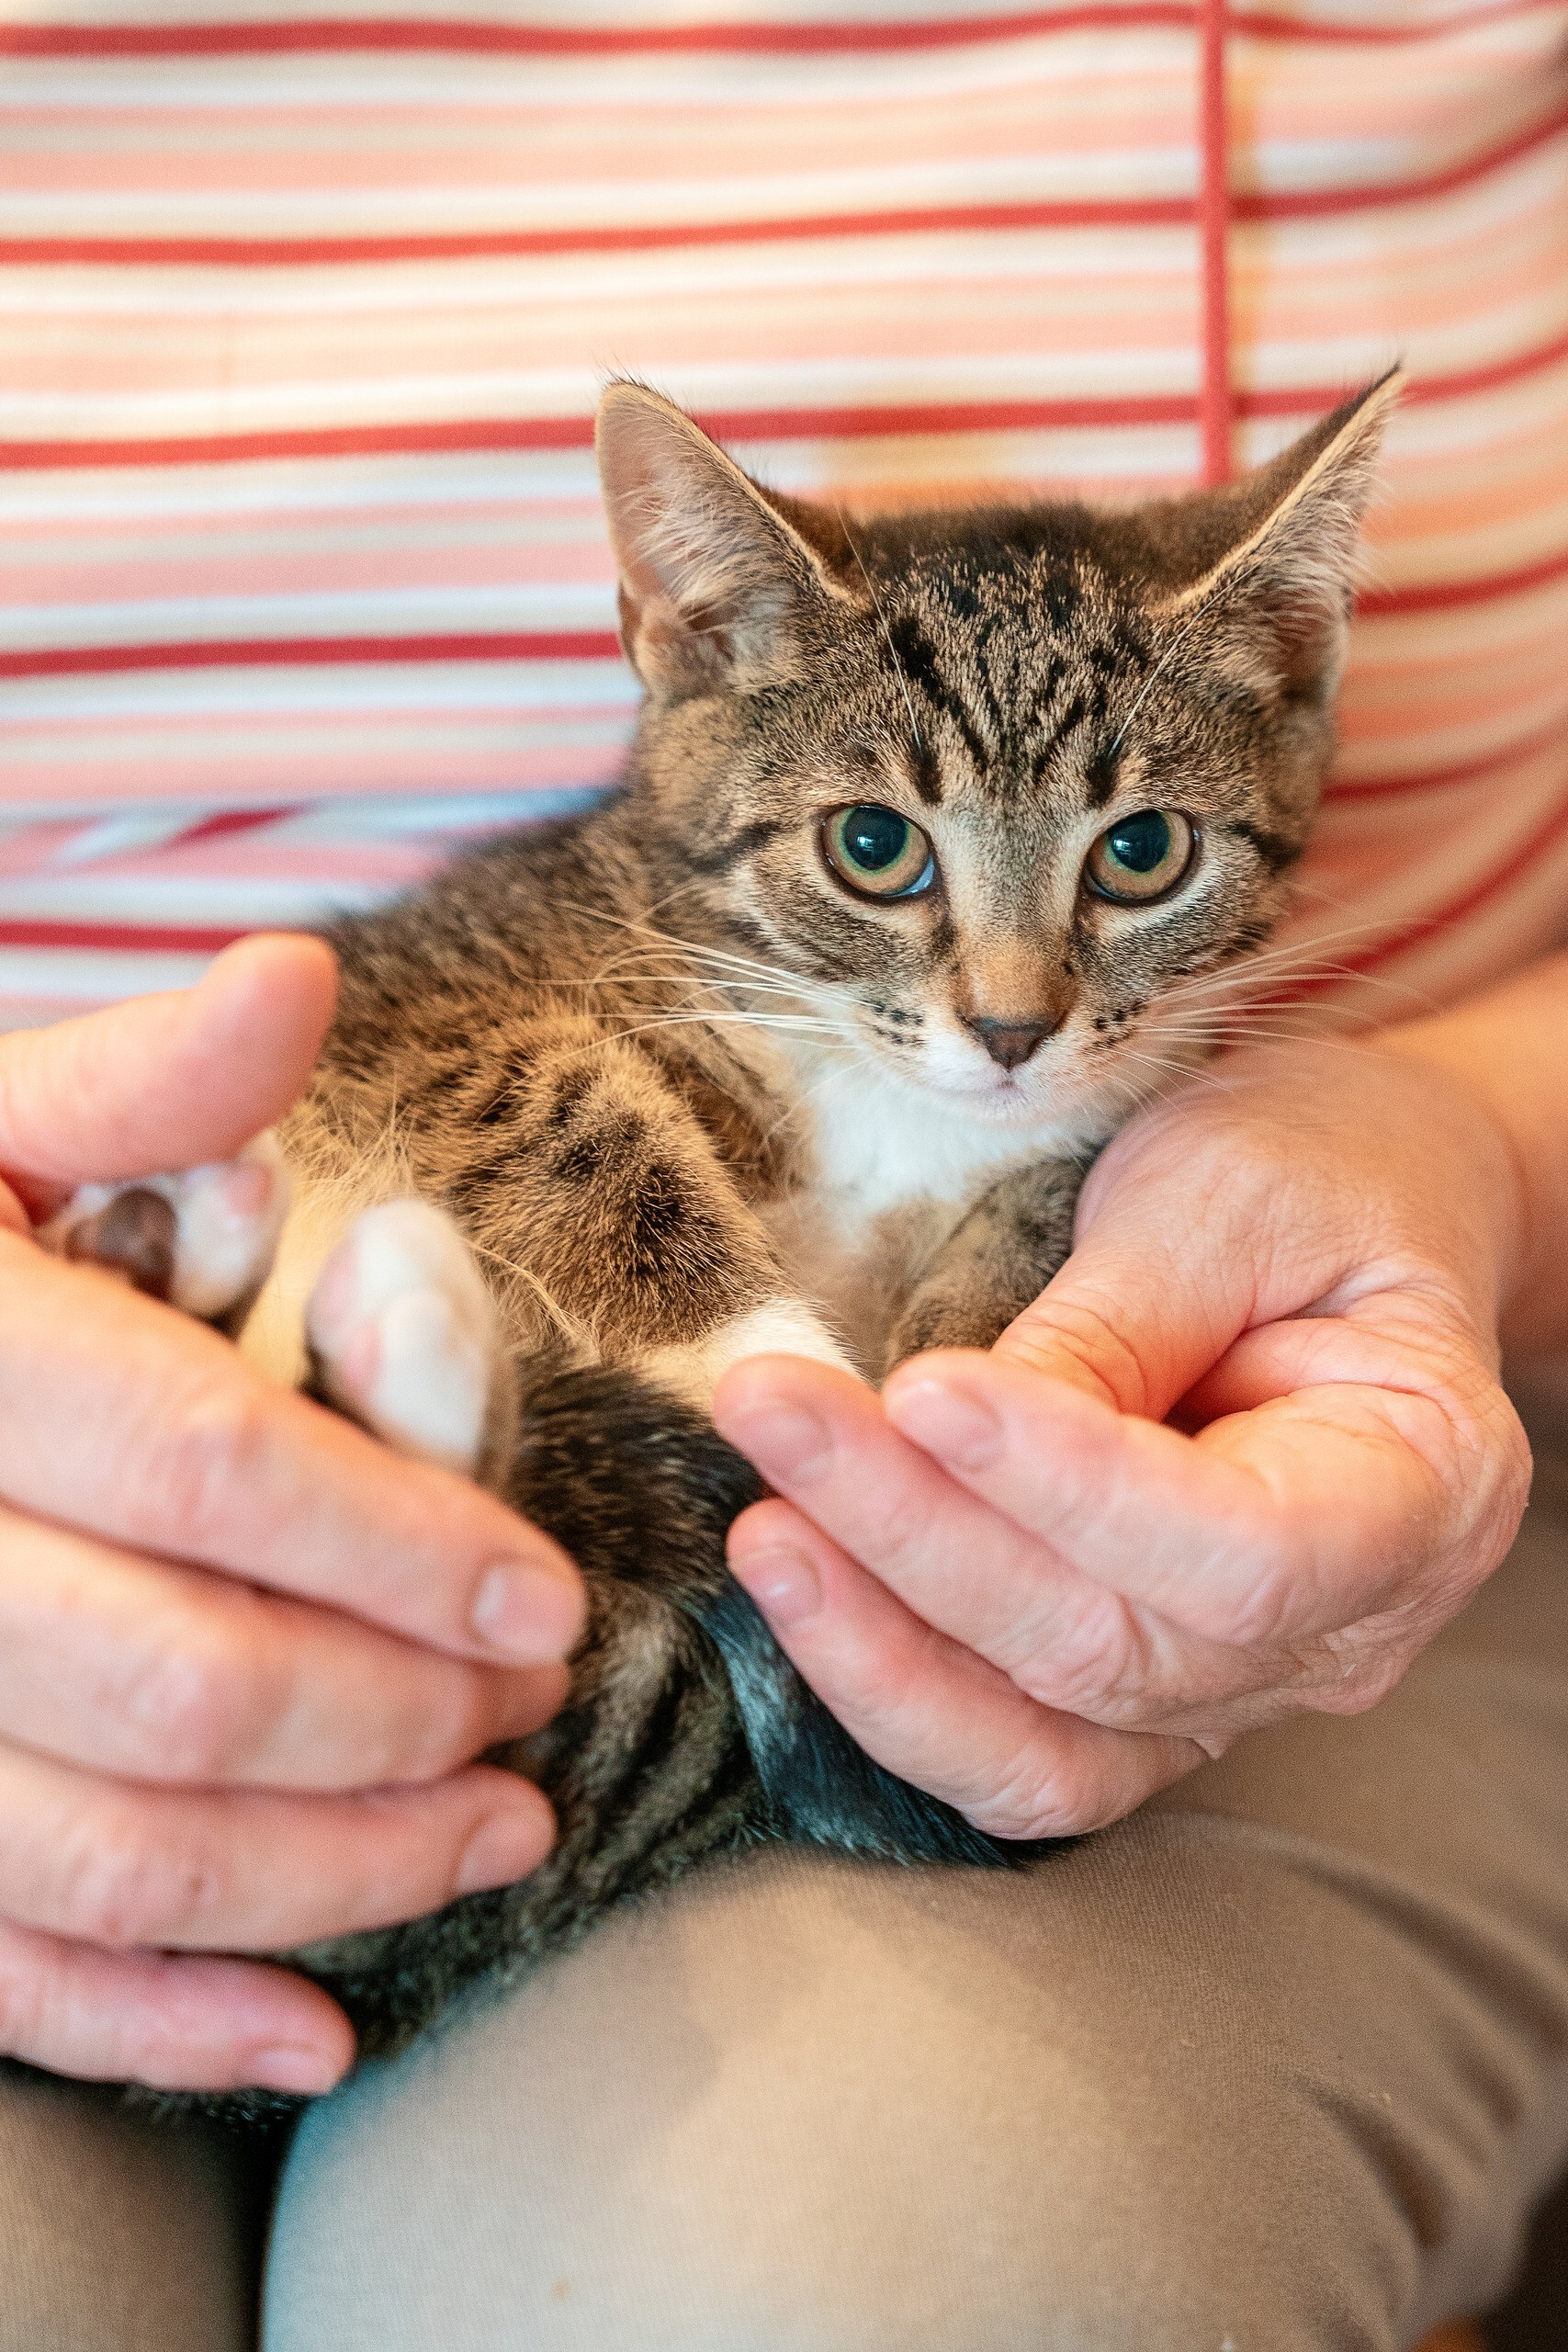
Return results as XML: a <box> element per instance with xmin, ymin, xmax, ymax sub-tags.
<box><xmin>42</xmin><ymin>1133</ymin><xmax>290</xmax><ymax>1318</ymax></box>
<box><xmin>306</xmin><ymin>1199</ymin><xmax>498</xmax><ymax>1475</ymax></box>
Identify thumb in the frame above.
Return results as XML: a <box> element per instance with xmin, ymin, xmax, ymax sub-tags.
<box><xmin>992</xmin><ymin>1152</ymin><xmax>1262</xmax><ymax>1422</ymax></box>
<box><xmin>0</xmin><ymin>934</ymin><xmax>337</xmax><ymax>1200</ymax></box>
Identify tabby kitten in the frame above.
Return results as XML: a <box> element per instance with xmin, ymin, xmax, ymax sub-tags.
<box><xmin>54</xmin><ymin>370</ymin><xmax>1396</xmax><ymax>2093</ymax></box>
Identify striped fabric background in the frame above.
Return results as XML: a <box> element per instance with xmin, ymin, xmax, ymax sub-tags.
<box><xmin>2</xmin><ymin>0</ymin><xmax>1567</xmax><ymax>1027</ymax></box>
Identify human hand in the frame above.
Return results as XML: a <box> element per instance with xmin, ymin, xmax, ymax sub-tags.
<box><xmin>713</xmin><ymin>1034</ymin><xmax>1533</xmax><ymax>1841</ymax></box>
<box><xmin>0</xmin><ymin>938</ymin><xmax>582</xmax><ymax>2094</ymax></box>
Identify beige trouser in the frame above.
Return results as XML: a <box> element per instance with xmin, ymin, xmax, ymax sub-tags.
<box><xmin>6</xmin><ymin>1405</ymin><xmax>1568</xmax><ymax>2352</ymax></box>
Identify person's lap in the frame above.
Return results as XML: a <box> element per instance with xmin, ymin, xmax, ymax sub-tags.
<box><xmin>9</xmin><ymin>1416</ymin><xmax>1568</xmax><ymax>2351</ymax></box>
<box><xmin>0</xmin><ymin>2063</ymin><xmax>259</xmax><ymax>2352</ymax></box>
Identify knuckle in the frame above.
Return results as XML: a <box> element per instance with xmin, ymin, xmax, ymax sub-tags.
<box><xmin>1311</xmin><ymin>1600</ymin><xmax>1435</xmax><ymax>1716</ymax></box>
<box><xmin>51</xmin><ymin>1813</ymin><xmax>224</xmax><ymax>1947</ymax></box>
<box><xmin>863</xmin><ymin>1491</ymin><xmax>942</xmax><ymax>1577</ymax></box>
<box><xmin>1217</xmin><ymin>1553</ymin><xmax>1303</xmax><ymax>1651</ymax></box>
<box><xmin>399</xmin><ymin>1668</ymin><xmax>498</xmax><ymax>1781</ymax></box>
<box><xmin>1008</xmin><ymin>1296</ymin><xmax>1153</xmax><ymax>1417</ymax></box>
<box><xmin>1477</xmin><ymin>1395</ymin><xmax>1534</xmax><ymax>1553</ymax></box>
<box><xmin>139</xmin><ymin>1380</ymin><xmax>278</xmax><ymax>1559</ymax></box>
<box><xmin>1010</xmin><ymin>1594</ymin><xmax>1150</xmax><ymax>1721</ymax></box>
<box><xmin>104</xmin><ymin>1621</ymin><xmax>265</xmax><ymax>1782</ymax></box>
<box><xmin>966</xmin><ymin>1743</ymin><xmax>1097</xmax><ymax>1842</ymax></box>
<box><xmin>1308</xmin><ymin>1640</ymin><xmax>1409</xmax><ymax>1718</ymax></box>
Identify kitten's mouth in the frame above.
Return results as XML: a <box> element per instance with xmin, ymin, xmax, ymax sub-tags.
<box><xmin>910</xmin><ymin>1060</ymin><xmax>1053</xmax><ymax>1123</ymax></box>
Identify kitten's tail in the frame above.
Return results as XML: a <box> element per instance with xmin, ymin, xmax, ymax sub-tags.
<box><xmin>697</xmin><ymin>1572</ymin><xmax>1055</xmax><ymax>1871</ymax></box>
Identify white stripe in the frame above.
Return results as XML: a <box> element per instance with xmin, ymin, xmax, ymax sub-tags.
<box><xmin>0</xmin><ymin>582</ymin><xmax>617</xmax><ymax>651</ymax></box>
<box><xmin>0</xmin><ymin>876</ymin><xmax>394</xmax><ymax>922</ymax></box>
<box><xmin>0</xmin><ymin>663</ymin><xmax>637</xmax><ymax>724</ymax></box>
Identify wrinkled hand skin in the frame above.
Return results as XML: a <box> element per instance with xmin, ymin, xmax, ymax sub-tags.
<box><xmin>715</xmin><ymin>966</ymin><xmax>1568</xmax><ymax>1845</ymax></box>
<box><xmin>0</xmin><ymin>939</ymin><xmax>581</xmax><ymax>2105</ymax></box>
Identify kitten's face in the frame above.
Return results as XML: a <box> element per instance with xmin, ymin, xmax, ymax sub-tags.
<box><xmin>598</xmin><ymin>379</ymin><xmax>1395</xmax><ymax>1142</ymax></box>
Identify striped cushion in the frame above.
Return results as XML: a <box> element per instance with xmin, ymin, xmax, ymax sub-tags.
<box><xmin>3</xmin><ymin>0</ymin><xmax>1566</xmax><ymax>1024</ymax></box>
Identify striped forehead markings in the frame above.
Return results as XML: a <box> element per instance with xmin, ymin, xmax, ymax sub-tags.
<box><xmin>886</xmin><ymin>614</ymin><xmax>989</xmax><ymax>777</ymax></box>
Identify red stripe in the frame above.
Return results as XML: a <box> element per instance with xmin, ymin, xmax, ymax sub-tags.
<box><xmin>1399</xmin><ymin>319</ymin><xmax>1568</xmax><ymax>406</ymax></box>
<box><xmin>7</xmin><ymin>537</ymin><xmax>1566</xmax><ymax>684</ymax></box>
<box><xmin>6</xmin><ymin>321</ymin><xmax>1568</xmax><ymax>476</ymax></box>
<box><xmin>5</xmin><ymin>95</ymin><xmax>1565</xmax><ymax>270</ymax></box>
<box><xmin>0</xmin><ymin>633</ymin><xmax>623</xmax><ymax>680</ymax></box>
<box><xmin>164</xmin><ymin>805</ymin><xmax>302</xmax><ymax>848</ymax></box>
<box><xmin>0</xmin><ymin>197</ymin><xmax>1196</xmax><ymax>267</ymax></box>
<box><xmin>1297</xmin><ymin>787</ymin><xmax>1568</xmax><ymax>983</ymax></box>
<box><xmin>0</xmin><ymin>919</ymin><xmax>247</xmax><ymax>954</ymax></box>
<box><xmin>1325</xmin><ymin>709</ymin><xmax>1568</xmax><ymax>799</ymax></box>
<box><xmin>1359</xmin><ymin>540</ymin><xmax>1568</xmax><ymax>616</ymax></box>
<box><xmin>1196</xmin><ymin>0</ymin><xmax>1232</xmax><ymax>487</ymax></box>
<box><xmin>0</xmin><ymin>1</ymin><xmax>1558</xmax><ymax>56</ymax></box>
<box><xmin>1247</xmin><ymin>90</ymin><xmax>1568</xmax><ymax>223</ymax></box>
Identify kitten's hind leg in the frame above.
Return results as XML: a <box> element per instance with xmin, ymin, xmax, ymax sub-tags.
<box><xmin>39</xmin><ymin>1133</ymin><xmax>290</xmax><ymax>1325</ymax></box>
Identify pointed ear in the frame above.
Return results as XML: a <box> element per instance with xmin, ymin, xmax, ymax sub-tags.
<box><xmin>594</xmin><ymin>382</ymin><xmax>843</xmax><ymax>695</ymax></box>
<box><xmin>1162</xmin><ymin>368</ymin><xmax>1403</xmax><ymax>704</ymax></box>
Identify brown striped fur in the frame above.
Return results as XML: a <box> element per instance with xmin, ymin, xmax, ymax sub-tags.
<box><xmin>162</xmin><ymin>376</ymin><xmax>1400</xmax><ymax>2116</ymax></box>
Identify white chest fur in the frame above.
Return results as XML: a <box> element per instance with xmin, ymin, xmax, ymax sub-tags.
<box><xmin>757</xmin><ymin>1051</ymin><xmax>1081</xmax><ymax>1372</ymax></box>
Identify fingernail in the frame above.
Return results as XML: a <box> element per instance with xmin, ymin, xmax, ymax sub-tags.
<box><xmin>730</xmin><ymin>1543</ymin><xmax>823</xmax><ymax>1627</ymax></box>
<box><xmin>457</xmin><ymin>1803</ymin><xmax>552</xmax><ymax>1895</ymax></box>
<box><xmin>471</xmin><ymin>1558</ymin><xmax>583</xmax><ymax>1663</ymax></box>
<box><xmin>886</xmin><ymin>1377</ymin><xmax>1003</xmax><ymax>1470</ymax></box>
<box><xmin>248</xmin><ymin>2043</ymin><xmax>344</xmax><ymax>2096</ymax></box>
<box><xmin>722</xmin><ymin>1400</ymin><xmax>831</xmax><ymax>1485</ymax></box>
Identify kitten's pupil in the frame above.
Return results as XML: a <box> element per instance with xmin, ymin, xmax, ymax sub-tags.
<box><xmin>844</xmin><ymin>806</ymin><xmax>908</xmax><ymax>871</ymax></box>
<box><xmin>1106</xmin><ymin>811</ymin><xmax>1171</xmax><ymax>873</ymax></box>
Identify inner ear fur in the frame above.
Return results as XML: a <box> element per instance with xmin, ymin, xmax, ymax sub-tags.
<box><xmin>594</xmin><ymin>381</ymin><xmax>851</xmax><ymax>694</ymax></box>
<box><xmin>1156</xmin><ymin>368</ymin><xmax>1403</xmax><ymax>701</ymax></box>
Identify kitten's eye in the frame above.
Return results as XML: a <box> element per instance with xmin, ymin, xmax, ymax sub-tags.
<box><xmin>1085</xmin><ymin>809</ymin><xmax>1196</xmax><ymax>903</ymax></box>
<box><xmin>821</xmin><ymin>805</ymin><xmax>935</xmax><ymax>899</ymax></box>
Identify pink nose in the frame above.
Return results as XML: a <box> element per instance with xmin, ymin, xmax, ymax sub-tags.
<box><xmin>962</xmin><ymin>1013</ymin><xmax>1058</xmax><ymax>1070</ymax></box>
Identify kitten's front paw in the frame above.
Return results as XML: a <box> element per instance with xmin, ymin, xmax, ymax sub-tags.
<box><xmin>40</xmin><ymin>1134</ymin><xmax>289</xmax><ymax>1322</ymax></box>
<box><xmin>306</xmin><ymin>1200</ymin><xmax>502</xmax><ymax>1476</ymax></box>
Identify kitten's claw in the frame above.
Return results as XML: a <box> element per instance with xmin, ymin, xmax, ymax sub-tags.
<box><xmin>41</xmin><ymin>1134</ymin><xmax>290</xmax><ymax>1319</ymax></box>
<box><xmin>306</xmin><ymin>1200</ymin><xmax>498</xmax><ymax>1476</ymax></box>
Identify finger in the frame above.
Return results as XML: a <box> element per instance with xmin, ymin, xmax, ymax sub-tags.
<box><xmin>0</xmin><ymin>935</ymin><xmax>337</xmax><ymax>1202</ymax></box>
<box><xmin>0</xmin><ymin>1741</ymin><xmax>556</xmax><ymax>1955</ymax></box>
<box><xmin>727</xmin><ymin>1498</ymin><xmax>1203</xmax><ymax>1838</ymax></box>
<box><xmin>1173</xmin><ymin>1302</ymin><xmax>1487</xmax><ymax>1426</ymax></box>
<box><xmin>0</xmin><ymin>1235</ymin><xmax>584</xmax><ymax>1668</ymax></box>
<box><xmin>882</xmin><ymin>1349</ymin><xmax>1459</xmax><ymax>1646</ymax></box>
<box><xmin>713</xmin><ymin>1356</ymin><xmax>1264</xmax><ymax>1724</ymax></box>
<box><xmin>0</xmin><ymin>1915</ymin><xmax>355</xmax><ymax>2094</ymax></box>
<box><xmin>0</xmin><ymin>1501</ymin><xmax>567</xmax><ymax>1792</ymax></box>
